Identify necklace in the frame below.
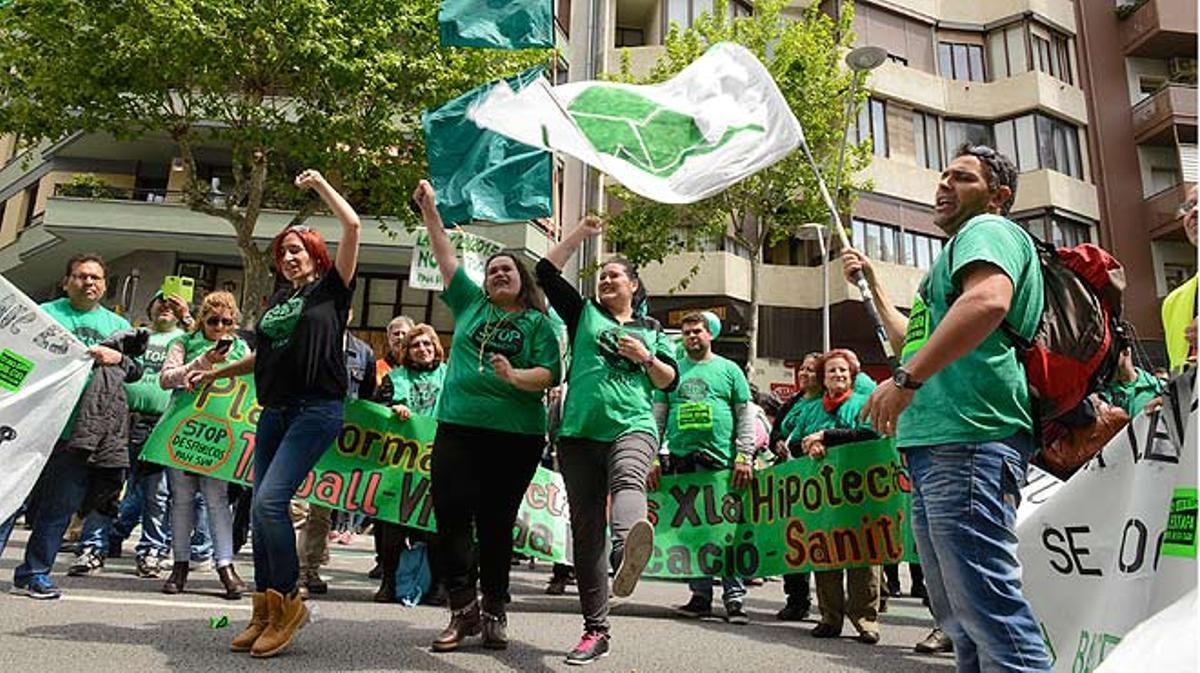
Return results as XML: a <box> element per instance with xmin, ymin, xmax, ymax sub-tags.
<box><xmin>477</xmin><ymin>303</ymin><xmax>517</xmax><ymax>373</ymax></box>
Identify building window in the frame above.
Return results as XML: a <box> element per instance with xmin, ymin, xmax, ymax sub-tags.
<box><xmin>993</xmin><ymin>113</ymin><xmax>1082</xmax><ymax>179</ymax></box>
<box><xmin>1018</xmin><ymin>214</ymin><xmax>1091</xmax><ymax>247</ymax></box>
<box><xmin>615</xmin><ymin>27</ymin><xmax>645</xmax><ymax>47</ymax></box>
<box><xmin>987</xmin><ymin>22</ymin><xmax>1029</xmax><ymax>80</ymax></box>
<box><xmin>913</xmin><ymin>110</ymin><xmax>942</xmax><ymax>171</ymax></box>
<box><xmin>852</xmin><ymin>98</ymin><xmax>888</xmax><ymax>157</ymax></box>
<box><xmin>731</xmin><ymin>0</ymin><xmax>752</xmax><ymax>18</ymax></box>
<box><xmin>665</xmin><ymin>0</ymin><xmax>716</xmax><ymax>30</ymax></box>
<box><xmin>1030</xmin><ymin>23</ymin><xmax>1074</xmax><ymax>85</ymax></box>
<box><xmin>938</xmin><ymin>41</ymin><xmax>984</xmax><ymax>82</ymax></box>
<box><xmin>350</xmin><ymin>275</ymin><xmax>431</xmax><ymax>331</ymax></box>
<box><xmin>943</xmin><ymin>119</ymin><xmax>994</xmax><ymax>158</ymax></box>
<box><xmin>852</xmin><ymin>219</ymin><xmax>944</xmax><ymax>270</ymax></box>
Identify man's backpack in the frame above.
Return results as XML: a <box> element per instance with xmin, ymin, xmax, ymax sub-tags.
<box><xmin>949</xmin><ymin>226</ymin><xmax>1126</xmax><ymax>476</ymax></box>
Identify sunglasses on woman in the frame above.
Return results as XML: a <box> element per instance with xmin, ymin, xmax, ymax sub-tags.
<box><xmin>206</xmin><ymin>317</ymin><xmax>235</xmax><ymax>327</ymax></box>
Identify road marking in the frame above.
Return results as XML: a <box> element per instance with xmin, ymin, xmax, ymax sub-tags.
<box><xmin>60</xmin><ymin>594</ymin><xmax>252</xmax><ymax>611</ymax></box>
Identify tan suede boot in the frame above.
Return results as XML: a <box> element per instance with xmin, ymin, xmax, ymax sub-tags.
<box><xmin>251</xmin><ymin>589</ymin><xmax>309</xmax><ymax>658</ymax></box>
<box><xmin>230</xmin><ymin>592</ymin><xmax>269</xmax><ymax>652</ymax></box>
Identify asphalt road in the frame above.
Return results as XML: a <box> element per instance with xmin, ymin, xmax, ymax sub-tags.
<box><xmin>0</xmin><ymin>529</ymin><xmax>953</xmax><ymax>672</ymax></box>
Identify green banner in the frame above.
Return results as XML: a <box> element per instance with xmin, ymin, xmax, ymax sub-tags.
<box><xmin>143</xmin><ymin>378</ymin><xmax>914</xmax><ymax>575</ymax></box>
<box><xmin>644</xmin><ymin>439</ymin><xmax>916</xmax><ymax>579</ymax></box>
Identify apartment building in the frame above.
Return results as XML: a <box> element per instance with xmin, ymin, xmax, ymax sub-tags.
<box><xmin>575</xmin><ymin>0</ymin><xmax>1102</xmax><ymax>390</ymax></box>
<box><xmin>1075</xmin><ymin>0</ymin><xmax>1196</xmax><ymax>358</ymax></box>
<box><xmin>1</xmin><ymin>0</ymin><xmax>1175</xmax><ymax>386</ymax></box>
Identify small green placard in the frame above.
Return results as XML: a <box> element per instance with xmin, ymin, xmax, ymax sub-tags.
<box><xmin>0</xmin><ymin>349</ymin><xmax>34</xmax><ymax>392</ymax></box>
<box><xmin>1162</xmin><ymin>487</ymin><xmax>1198</xmax><ymax>558</ymax></box>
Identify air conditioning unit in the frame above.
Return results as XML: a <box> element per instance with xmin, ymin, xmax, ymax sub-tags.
<box><xmin>1168</xmin><ymin>57</ymin><xmax>1197</xmax><ymax>85</ymax></box>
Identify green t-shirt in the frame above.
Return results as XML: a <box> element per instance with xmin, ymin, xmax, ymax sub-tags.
<box><xmin>897</xmin><ymin>213</ymin><xmax>1043</xmax><ymax>449</ymax></box>
<box><xmin>436</xmin><ymin>266</ymin><xmax>562</xmax><ymax>436</ymax></box>
<box><xmin>386</xmin><ymin>363</ymin><xmax>447</xmax><ymax>417</ymax></box>
<box><xmin>659</xmin><ymin>354</ymin><xmax>750</xmax><ymax>465</ymax></box>
<box><xmin>778</xmin><ymin>395</ymin><xmax>819</xmax><ymax>441</ymax></box>
<box><xmin>40</xmin><ymin>298</ymin><xmax>132</xmax><ymax>438</ymax></box>
<box><xmin>787</xmin><ymin>391</ymin><xmax>873</xmax><ymax>445</ymax></box>
<box><xmin>1101</xmin><ymin>368</ymin><xmax>1163</xmax><ymax>417</ymax></box>
<box><xmin>559</xmin><ymin>302</ymin><xmax>677</xmax><ymax>442</ymax></box>
<box><xmin>124</xmin><ymin>327</ymin><xmax>184</xmax><ymax>414</ymax></box>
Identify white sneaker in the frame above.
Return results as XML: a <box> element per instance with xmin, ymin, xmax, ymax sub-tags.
<box><xmin>612</xmin><ymin>519</ymin><xmax>654</xmax><ymax>598</ymax></box>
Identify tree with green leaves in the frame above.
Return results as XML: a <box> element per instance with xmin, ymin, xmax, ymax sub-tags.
<box><xmin>605</xmin><ymin>0</ymin><xmax>871</xmax><ymax>370</ymax></box>
<box><xmin>0</xmin><ymin>0</ymin><xmax>546</xmax><ymax>319</ymax></box>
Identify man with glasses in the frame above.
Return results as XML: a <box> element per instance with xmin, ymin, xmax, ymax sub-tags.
<box><xmin>69</xmin><ymin>289</ymin><xmax>192</xmax><ymax>580</ymax></box>
<box><xmin>1162</xmin><ymin>184</ymin><xmax>1198</xmax><ymax>372</ymax></box>
<box><xmin>5</xmin><ymin>253</ymin><xmax>138</xmax><ymax>599</ymax></box>
<box><xmin>842</xmin><ymin>145</ymin><xmax>1051</xmax><ymax>671</ymax></box>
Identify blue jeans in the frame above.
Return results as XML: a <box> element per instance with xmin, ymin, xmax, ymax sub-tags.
<box><xmin>907</xmin><ymin>435</ymin><xmax>1051</xmax><ymax>673</ymax></box>
<box><xmin>14</xmin><ymin>450</ymin><xmax>116</xmax><ymax>585</ymax></box>
<box><xmin>76</xmin><ymin>418</ymin><xmax>172</xmax><ymax>559</ymax></box>
<box><xmin>251</xmin><ymin>398</ymin><xmax>344</xmax><ymax>593</ymax></box>
<box><xmin>688</xmin><ymin>576</ymin><xmax>747</xmax><ymax>608</ymax></box>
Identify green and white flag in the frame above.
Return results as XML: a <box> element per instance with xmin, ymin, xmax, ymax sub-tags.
<box><xmin>439</xmin><ymin>0</ymin><xmax>554</xmax><ymax>50</ymax></box>
<box><xmin>423</xmin><ymin>67</ymin><xmax>553</xmax><ymax>226</ymax></box>
<box><xmin>468</xmin><ymin>42</ymin><xmax>801</xmax><ymax>204</ymax></box>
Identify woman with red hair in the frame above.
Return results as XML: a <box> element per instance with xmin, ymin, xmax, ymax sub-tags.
<box><xmin>786</xmin><ymin>348</ymin><xmax>884</xmax><ymax>645</ymax></box>
<box><xmin>196</xmin><ymin>169</ymin><xmax>361</xmax><ymax>659</ymax></box>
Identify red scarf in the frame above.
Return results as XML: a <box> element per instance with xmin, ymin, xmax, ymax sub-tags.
<box><xmin>823</xmin><ymin>388</ymin><xmax>853</xmax><ymax>414</ymax></box>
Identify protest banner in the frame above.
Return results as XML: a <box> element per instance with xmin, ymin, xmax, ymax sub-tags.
<box><xmin>0</xmin><ymin>275</ymin><xmax>93</xmax><ymax>521</ymax></box>
<box><xmin>1016</xmin><ymin>372</ymin><xmax>1197</xmax><ymax>673</ymax></box>
<box><xmin>644</xmin><ymin>438</ymin><xmax>916</xmax><ymax>579</ymax></box>
<box><xmin>408</xmin><ymin>228</ymin><xmax>503</xmax><ymax>291</ymax></box>
<box><xmin>139</xmin><ymin>375</ymin><xmax>572</xmax><ymax>563</ymax></box>
<box><xmin>142</xmin><ymin>376</ymin><xmax>915</xmax><ymax>574</ymax></box>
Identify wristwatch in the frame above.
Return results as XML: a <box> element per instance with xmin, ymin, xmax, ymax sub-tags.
<box><xmin>893</xmin><ymin>367</ymin><xmax>923</xmax><ymax>390</ymax></box>
<box><xmin>641</xmin><ymin>353</ymin><xmax>657</xmax><ymax>368</ymax></box>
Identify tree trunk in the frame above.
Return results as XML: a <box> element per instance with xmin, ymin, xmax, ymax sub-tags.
<box><xmin>237</xmin><ymin>241</ymin><xmax>275</xmax><ymax>326</ymax></box>
<box><xmin>746</xmin><ymin>250</ymin><xmax>760</xmax><ymax>381</ymax></box>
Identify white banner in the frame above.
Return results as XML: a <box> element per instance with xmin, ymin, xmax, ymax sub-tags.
<box><xmin>1017</xmin><ymin>372</ymin><xmax>1197</xmax><ymax>673</ymax></box>
<box><xmin>0</xmin><ymin>275</ymin><xmax>92</xmax><ymax>522</ymax></box>
<box><xmin>408</xmin><ymin>229</ymin><xmax>503</xmax><ymax>292</ymax></box>
<box><xmin>468</xmin><ymin>42</ymin><xmax>801</xmax><ymax>204</ymax></box>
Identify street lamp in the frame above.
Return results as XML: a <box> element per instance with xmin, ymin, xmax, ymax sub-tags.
<box><xmin>795</xmin><ymin>43</ymin><xmax>897</xmax><ymax>369</ymax></box>
<box><xmin>834</xmin><ymin>46</ymin><xmax>889</xmax><ymax>191</ymax></box>
<box><xmin>796</xmin><ymin>223</ymin><xmax>830</xmax><ymax>353</ymax></box>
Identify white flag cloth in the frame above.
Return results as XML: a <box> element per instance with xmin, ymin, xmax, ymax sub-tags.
<box><xmin>468</xmin><ymin>42</ymin><xmax>801</xmax><ymax>204</ymax></box>
<box><xmin>0</xmin><ymin>275</ymin><xmax>91</xmax><ymax>522</ymax></box>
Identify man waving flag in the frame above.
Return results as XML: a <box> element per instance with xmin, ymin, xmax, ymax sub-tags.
<box><xmin>468</xmin><ymin>42</ymin><xmax>801</xmax><ymax>204</ymax></box>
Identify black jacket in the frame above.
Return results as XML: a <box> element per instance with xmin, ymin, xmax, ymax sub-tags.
<box><xmin>65</xmin><ymin>329</ymin><xmax>148</xmax><ymax>468</ymax></box>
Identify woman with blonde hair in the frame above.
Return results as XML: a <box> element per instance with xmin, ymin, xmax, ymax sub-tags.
<box><xmin>373</xmin><ymin>322</ymin><xmax>447</xmax><ymax>603</ymax></box>
<box><xmin>158</xmin><ymin>291</ymin><xmax>251</xmax><ymax>600</ymax></box>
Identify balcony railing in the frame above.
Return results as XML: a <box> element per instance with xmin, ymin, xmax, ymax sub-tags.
<box><xmin>1120</xmin><ymin>0</ymin><xmax>1198</xmax><ymax>58</ymax></box>
<box><xmin>1132</xmin><ymin>83</ymin><xmax>1198</xmax><ymax>144</ymax></box>
<box><xmin>1145</xmin><ymin>181</ymin><xmax>1195</xmax><ymax>238</ymax></box>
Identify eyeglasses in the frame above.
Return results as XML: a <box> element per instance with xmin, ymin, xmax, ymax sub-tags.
<box><xmin>1179</xmin><ymin>198</ymin><xmax>1198</xmax><ymax>217</ymax></box>
<box><xmin>70</xmin><ymin>273</ymin><xmax>105</xmax><ymax>283</ymax></box>
<box><xmin>284</xmin><ymin>225</ymin><xmax>312</xmax><ymax>234</ymax></box>
<box><xmin>206</xmin><ymin>317</ymin><xmax>235</xmax><ymax>327</ymax></box>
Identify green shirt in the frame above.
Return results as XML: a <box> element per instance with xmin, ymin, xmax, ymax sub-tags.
<box><xmin>437</xmin><ymin>266</ymin><xmax>562</xmax><ymax>436</ymax></box>
<box><xmin>386</xmin><ymin>363</ymin><xmax>447</xmax><ymax>417</ymax></box>
<box><xmin>787</xmin><ymin>391</ymin><xmax>873</xmax><ymax>444</ymax></box>
<box><xmin>560</xmin><ymin>302</ymin><xmax>677</xmax><ymax>442</ymax></box>
<box><xmin>124</xmin><ymin>327</ymin><xmax>183</xmax><ymax>414</ymax></box>
<box><xmin>1101</xmin><ymin>368</ymin><xmax>1163</xmax><ymax>417</ymax></box>
<box><xmin>897</xmin><ymin>213</ymin><xmax>1043</xmax><ymax>449</ymax></box>
<box><xmin>659</xmin><ymin>354</ymin><xmax>750</xmax><ymax>465</ymax></box>
<box><xmin>778</xmin><ymin>395</ymin><xmax>819</xmax><ymax>441</ymax></box>
<box><xmin>40</xmin><ymin>298</ymin><xmax>132</xmax><ymax>438</ymax></box>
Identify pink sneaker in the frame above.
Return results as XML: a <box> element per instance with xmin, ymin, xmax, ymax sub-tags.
<box><xmin>565</xmin><ymin>631</ymin><xmax>610</xmax><ymax>665</ymax></box>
